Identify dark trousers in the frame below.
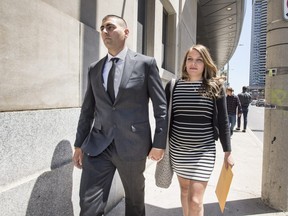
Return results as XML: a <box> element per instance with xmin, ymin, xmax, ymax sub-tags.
<box><xmin>79</xmin><ymin>142</ymin><xmax>146</xmax><ymax>216</ymax></box>
<box><xmin>237</xmin><ymin>108</ymin><xmax>249</xmax><ymax>129</ymax></box>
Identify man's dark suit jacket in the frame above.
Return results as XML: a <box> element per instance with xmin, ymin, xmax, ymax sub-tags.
<box><xmin>74</xmin><ymin>49</ymin><xmax>167</xmax><ymax>161</ymax></box>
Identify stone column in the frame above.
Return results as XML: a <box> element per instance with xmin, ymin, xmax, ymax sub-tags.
<box><xmin>262</xmin><ymin>0</ymin><xmax>288</xmax><ymax>211</ymax></box>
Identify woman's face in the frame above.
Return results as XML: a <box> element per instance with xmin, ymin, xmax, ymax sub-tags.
<box><xmin>185</xmin><ymin>48</ymin><xmax>205</xmax><ymax>81</ymax></box>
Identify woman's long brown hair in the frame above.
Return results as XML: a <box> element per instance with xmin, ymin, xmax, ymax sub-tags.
<box><xmin>181</xmin><ymin>44</ymin><xmax>224</xmax><ymax>99</ymax></box>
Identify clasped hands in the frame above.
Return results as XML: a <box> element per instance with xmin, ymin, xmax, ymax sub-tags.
<box><xmin>148</xmin><ymin>148</ymin><xmax>165</xmax><ymax>162</ymax></box>
<box><xmin>73</xmin><ymin>147</ymin><xmax>165</xmax><ymax>169</ymax></box>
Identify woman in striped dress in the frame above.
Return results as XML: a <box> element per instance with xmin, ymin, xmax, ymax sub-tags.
<box><xmin>165</xmin><ymin>44</ymin><xmax>234</xmax><ymax>216</ymax></box>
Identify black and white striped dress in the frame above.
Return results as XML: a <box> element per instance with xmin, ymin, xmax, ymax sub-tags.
<box><xmin>170</xmin><ymin>80</ymin><xmax>216</xmax><ymax>182</ymax></box>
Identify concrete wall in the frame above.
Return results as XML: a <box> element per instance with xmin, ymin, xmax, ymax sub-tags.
<box><xmin>159</xmin><ymin>0</ymin><xmax>198</xmax><ymax>82</ymax></box>
<box><xmin>0</xmin><ymin>0</ymin><xmax>81</xmax><ymax>111</ymax></box>
<box><xmin>179</xmin><ymin>0</ymin><xmax>197</xmax><ymax>67</ymax></box>
<box><xmin>0</xmin><ymin>109</ymin><xmax>79</xmax><ymax>215</ymax></box>
<box><xmin>262</xmin><ymin>0</ymin><xmax>288</xmax><ymax>211</ymax></box>
<box><xmin>0</xmin><ymin>0</ymin><xmax>197</xmax><ymax>215</ymax></box>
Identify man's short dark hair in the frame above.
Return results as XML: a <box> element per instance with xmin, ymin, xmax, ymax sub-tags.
<box><xmin>242</xmin><ymin>86</ymin><xmax>248</xmax><ymax>92</ymax></box>
<box><xmin>102</xmin><ymin>14</ymin><xmax>127</xmax><ymax>28</ymax></box>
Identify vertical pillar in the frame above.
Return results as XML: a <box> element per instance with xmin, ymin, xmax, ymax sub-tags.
<box><xmin>262</xmin><ymin>0</ymin><xmax>288</xmax><ymax>211</ymax></box>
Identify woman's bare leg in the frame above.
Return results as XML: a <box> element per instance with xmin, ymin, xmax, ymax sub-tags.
<box><xmin>178</xmin><ymin>176</ymin><xmax>208</xmax><ymax>216</ymax></box>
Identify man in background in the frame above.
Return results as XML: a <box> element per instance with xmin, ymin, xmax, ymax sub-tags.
<box><xmin>236</xmin><ymin>86</ymin><xmax>252</xmax><ymax>132</ymax></box>
<box><xmin>226</xmin><ymin>87</ymin><xmax>242</xmax><ymax>136</ymax></box>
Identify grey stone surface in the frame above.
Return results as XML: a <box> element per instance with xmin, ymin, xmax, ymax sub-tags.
<box><xmin>0</xmin><ymin>0</ymin><xmax>80</xmax><ymax>111</ymax></box>
<box><xmin>0</xmin><ymin>108</ymin><xmax>125</xmax><ymax>215</ymax></box>
<box><xmin>0</xmin><ymin>107</ymin><xmax>77</xmax><ymax>216</ymax></box>
<box><xmin>79</xmin><ymin>23</ymin><xmax>100</xmax><ymax>102</ymax></box>
<box><xmin>41</xmin><ymin>0</ymin><xmax>82</xmax><ymax>23</ymax></box>
<box><xmin>0</xmin><ymin>109</ymin><xmax>78</xmax><ymax>186</ymax></box>
<box><xmin>178</xmin><ymin>0</ymin><xmax>197</xmax><ymax>64</ymax></box>
<box><xmin>1</xmin><ymin>162</ymin><xmax>74</xmax><ymax>216</ymax></box>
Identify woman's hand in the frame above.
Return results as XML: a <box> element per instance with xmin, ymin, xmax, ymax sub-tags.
<box><xmin>224</xmin><ymin>151</ymin><xmax>234</xmax><ymax>169</ymax></box>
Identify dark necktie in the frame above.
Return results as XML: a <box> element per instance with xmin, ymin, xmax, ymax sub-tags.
<box><xmin>107</xmin><ymin>58</ymin><xmax>119</xmax><ymax>102</ymax></box>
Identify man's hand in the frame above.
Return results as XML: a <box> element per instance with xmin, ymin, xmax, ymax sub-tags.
<box><xmin>73</xmin><ymin>147</ymin><xmax>83</xmax><ymax>169</ymax></box>
<box><xmin>148</xmin><ymin>148</ymin><xmax>164</xmax><ymax>162</ymax></box>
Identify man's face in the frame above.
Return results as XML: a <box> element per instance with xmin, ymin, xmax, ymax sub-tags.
<box><xmin>226</xmin><ymin>90</ymin><xmax>232</xmax><ymax>96</ymax></box>
<box><xmin>100</xmin><ymin>17</ymin><xmax>129</xmax><ymax>51</ymax></box>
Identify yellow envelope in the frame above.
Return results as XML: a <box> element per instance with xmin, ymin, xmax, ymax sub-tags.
<box><xmin>215</xmin><ymin>163</ymin><xmax>234</xmax><ymax>213</ymax></box>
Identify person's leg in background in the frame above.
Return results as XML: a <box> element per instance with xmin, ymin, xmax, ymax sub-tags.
<box><xmin>228</xmin><ymin>114</ymin><xmax>236</xmax><ymax>136</ymax></box>
<box><xmin>242</xmin><ymin>108</ymin><xmax>249</xmax><ymax>132</ymax></box>
<box><xmin>236</xmin><ymin>114</ymin><xmax>241</xmax><ymax>131</ymax></box>
<box><xmin>230</xmin><ymin>114</ymin><xmax>236</xmax><ymax>136</ymax></box>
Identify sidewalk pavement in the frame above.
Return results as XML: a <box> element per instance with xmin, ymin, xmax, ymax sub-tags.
<box><xmin>107</xmin><ymin>128</ymin><xmax>288</xmax><ymax>216</ymax></box>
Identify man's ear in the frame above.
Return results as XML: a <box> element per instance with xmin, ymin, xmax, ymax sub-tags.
<box><xmin>124</xmin><ymin>28</ymin><xmax>129</xmax><ymax>38</ymax></box>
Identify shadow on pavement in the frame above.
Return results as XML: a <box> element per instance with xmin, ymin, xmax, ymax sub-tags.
<box><xmin>146</xmin><ymin>204</ymin><xmax>182</xmax><ymax>215</ymax></box>
<box><xmin>205</xmin><ymin>198</ymin><xmax>282</xmax><ymax>216</ymax></box>
<box><xmin>106</xmin><ymin>199</ymin><xmax>182</xmax><ymax>216</ymax></box>
<box><xmin>107</xmin><ymin>197</ymin><xmax>282</xmax><ymax>216</ymax></box>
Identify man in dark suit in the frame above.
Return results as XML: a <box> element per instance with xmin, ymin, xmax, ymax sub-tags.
<box><xmin>72</xmin><ymin>15</ymin><xmax>167</xmax><ymax>216</ymax></box>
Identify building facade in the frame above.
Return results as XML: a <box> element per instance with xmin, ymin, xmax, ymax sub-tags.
<box><xmin>249</xmin><ymin>0</ymin><xmax>268</xmax><ymax>98</ymax></box>
<box><xmin>0</xmin><ymin>0</ymin><xmax>244</xmax><ymax>215</ymax></box>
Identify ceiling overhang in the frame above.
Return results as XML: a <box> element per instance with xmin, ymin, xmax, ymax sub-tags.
<box><xmin>197</xmin><ymin>0</ymin><xmax>246</xmax><ymax>69</ymax></box>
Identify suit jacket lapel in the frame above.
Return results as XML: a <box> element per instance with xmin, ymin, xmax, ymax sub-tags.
<box><xmin>115</xmin><ymin>50</ymin><xmax>136</xmax><ymax>102</ymax></box>
<box><xmin>91</xmin><ymin>56</ymin><xmax>112</xmax><ymax>103</ymax></box>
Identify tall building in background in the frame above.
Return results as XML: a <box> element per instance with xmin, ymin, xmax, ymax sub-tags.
<box><xmin>249</xmin><ymin>0</ymin><xmax>267</xmax><ymax>99</ymax></box>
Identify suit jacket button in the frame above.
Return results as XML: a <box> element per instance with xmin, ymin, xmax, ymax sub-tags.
<box><xmin>112</xmin><ymin>107</ymin><xmax>116</xmax><ymax>110</ymax></box>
